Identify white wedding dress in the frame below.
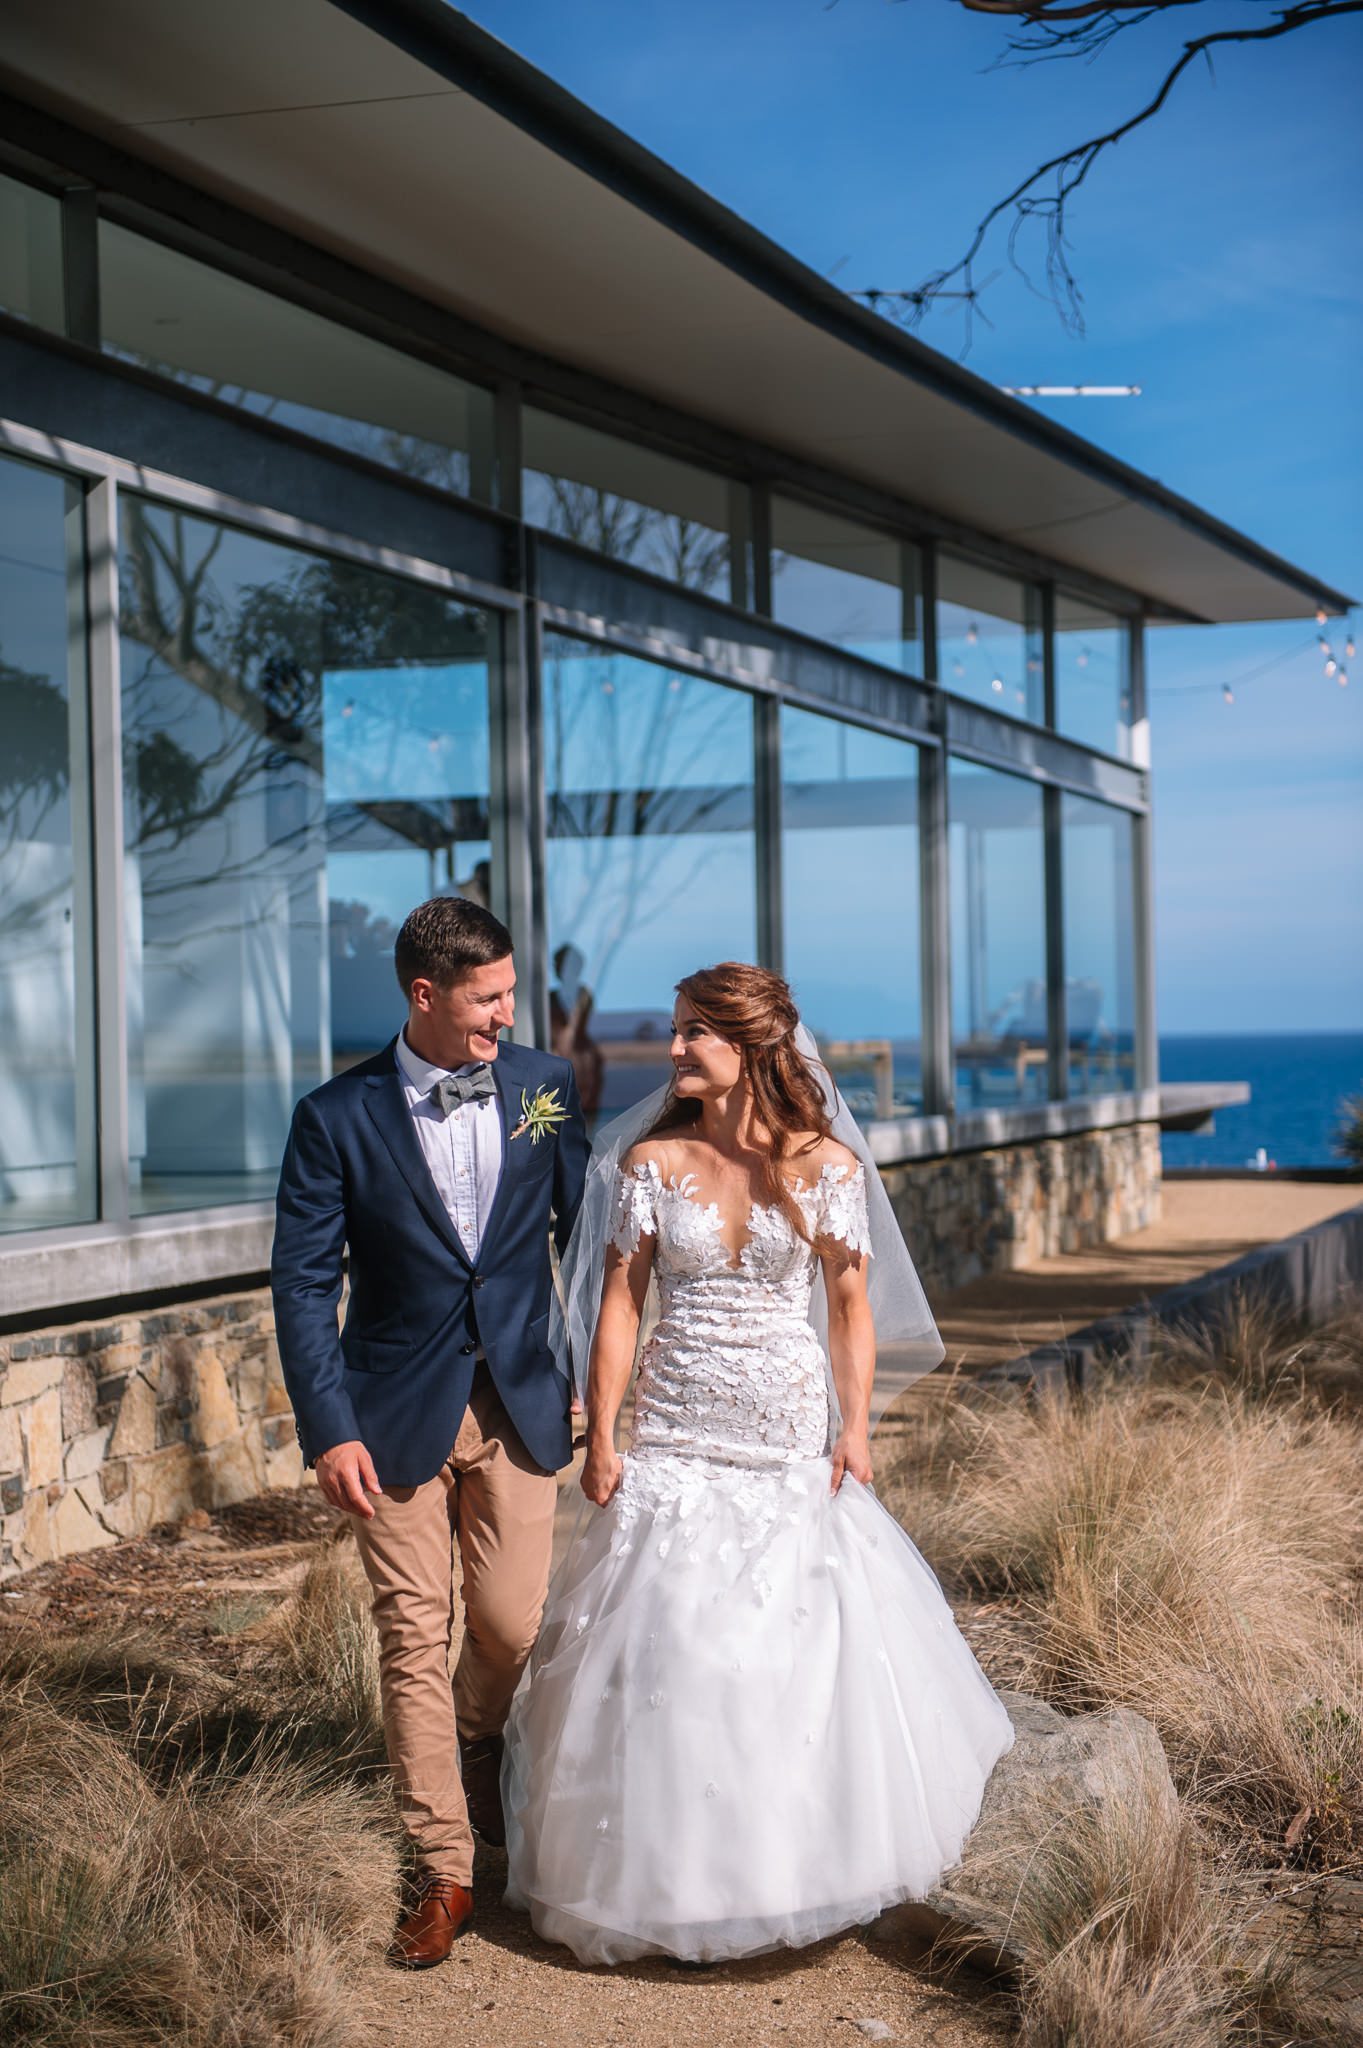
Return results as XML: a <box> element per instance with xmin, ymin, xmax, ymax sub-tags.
<box><xmin>502</xmin><ymin>1159</ymin><xmax>1014</xmax><ymax>1965</ymax></box>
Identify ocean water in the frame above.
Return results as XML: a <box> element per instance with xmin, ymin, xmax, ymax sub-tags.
<box><xmin>1159</xmin><ymin>1032</ymin><xmax>1363</xmax><ymax>1169</ymax></box>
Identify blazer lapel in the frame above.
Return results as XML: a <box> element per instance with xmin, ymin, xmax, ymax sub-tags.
<box><xmin>363</xmin><ymin>1049</ymin><xmax>474</xmax><ymax>1270</ymax></box>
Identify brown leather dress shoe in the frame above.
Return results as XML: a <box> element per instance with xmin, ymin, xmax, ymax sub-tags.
<box><xmin>459</xmin><ymin>1732</ymin><xmax>506</xmax><ymax>1847</ymax></box>
<box><xmin>389</xmin><ymin>1875</ymin><xmax>473</xmax><ymax>1968</ymax></box>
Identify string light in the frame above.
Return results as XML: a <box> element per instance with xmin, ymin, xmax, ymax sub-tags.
<box><xmin>966</xmin><ymin>623</ymin><xmax>979</xmax><ymax>645</ymax></box>
<box><xmin>1316</xmin><ymin>609</ymin><xmax>1329</xmax><ymax>625</ymax></box>
<box><xmin>1222</xmin><ymin>684</ymin><xmax>1234</xmax><ymax>704</ymax></box>
<box><xmin>1348</xmin><ymin>637</ymin><xmax>1357</xmax><ymax>659</ymax></box>
<box><xmin>1340</xmin><ymin>668</ymin><xmax>1350</xmax><ymax>688</ymax></box>
<box><xmin>991</xmin><ymin>676</ymin><xmax>1004</xmax><ymax>693</ymax></box>
<box><xmin>1325</xmin><ymin>658</ymin><xmax>1337</xmax><ymax>676</ymax></box>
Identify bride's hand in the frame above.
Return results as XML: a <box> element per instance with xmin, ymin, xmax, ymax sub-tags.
<box><xmin>830</xmin><ymin>1432</ymin><xmax>872</xmax><ymax>1494</ymax></box>
<box><xmin>581</xmin><ymin>1440</ymin><xmax>624</xmax><ymax>1506</ymax></box>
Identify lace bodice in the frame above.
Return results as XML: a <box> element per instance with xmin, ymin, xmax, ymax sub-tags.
<box><xmin>608</xmin><ymin>1159</ymin><xmax>871</xmax><ymax>1478</ymax></box>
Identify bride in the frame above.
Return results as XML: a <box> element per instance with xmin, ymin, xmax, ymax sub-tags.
<box><xmin>502</xmin><ymin>962</ymin><xmax>1013</xmax><ymax>1965</ymax></box>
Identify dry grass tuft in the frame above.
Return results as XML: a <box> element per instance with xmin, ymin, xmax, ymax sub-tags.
<box><xmin>888</xmin><ymin>1300</ymin><xmax>1363</xmax><ymax>2040</ymax></box>
<box><xmin>0</xmin><ymin>1539</ymin><xmax>399</xmax><ymax>2048</ymax></box>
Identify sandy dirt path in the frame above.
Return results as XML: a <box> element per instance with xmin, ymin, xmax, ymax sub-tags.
<box><xmin>365</xmin><ymin>1852</ymin><xmax>1014</xmax><ymax>2048</ymax></box>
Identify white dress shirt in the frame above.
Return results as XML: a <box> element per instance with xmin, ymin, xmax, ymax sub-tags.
<box><xmin>394</xmin><ymin>1029</ymin><xmax>504</xmax><ymax>1261</ymax></box>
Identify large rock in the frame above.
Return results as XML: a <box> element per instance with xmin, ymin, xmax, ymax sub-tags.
<box><xmin>869</xmin><ymin>1691</ymin><xmax>1177</xmax><ymax>1973</ymax></box>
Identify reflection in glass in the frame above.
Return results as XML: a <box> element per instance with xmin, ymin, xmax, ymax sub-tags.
<box><xmin>772</xmin><ymin>499</ymin><xmax>922</xmax><ymax>674</ymax></box>
<box><xmin>524</xmin><ymin>411</ymin><xmax>732</xmax><ymax>596</ymax></box>
<box><xmin>100</xmin><ymin>224</ymin><xmax>494</xmax><ymax>501</ymax></box>
<box><xmin>120</xmin><ymin>499</ymin><xmax>491</xmax><ymax>1213</ymax></box>
<box><xmin>1063</xmin><ymin>794</ymin><xmax>1137</xmax><ymax>1095</ymax></box>
<box><xmin>543</xmin><ymin>635</ymin><xmax>755</xmax><ymax>1123</ymax></box>
<box><xmin>781</xmin><ymin>706</ymin><xmax>922</xmax><ymax>1120</ymax></box>
<box><xmin>938</xmin><ymin>556</ymin><xmax>1043</xmax><ymax>720</ymax></box>
<box><xmin>1055</xmin><ymin>594</ymin><xmax>1132</xmax><ymax>758</ymax></box>
<box><xmin>0</xmin><ymin>172</ymin><xmax>64</xmax><ymax>331</ymax></box>
<box><xmin>0</xmin><ymin>454</ymin><xmax>95</xmax><ymax>1232</ymax></box>
<box><xmin>949</xmin><ymin>760</ymin><xmax>1049</xmax><ymax>1107</ymax></box>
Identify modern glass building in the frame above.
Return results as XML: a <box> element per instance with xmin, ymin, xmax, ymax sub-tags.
<box><xmin>0</xmin><ymin>0</ymin><xmax>1347</xmax><ymax>1322</ymax></box>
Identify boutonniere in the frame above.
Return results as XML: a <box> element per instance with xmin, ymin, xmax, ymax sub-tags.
<box><xmin>510</xmin><ymin>1085</ymin><xmax>568</xmax><ymax>1144</ymax></box>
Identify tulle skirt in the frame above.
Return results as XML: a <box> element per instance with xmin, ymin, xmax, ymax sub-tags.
<box><xmin>503</xmin><ymin>1453</ymin><xmax>1014</xmax><ymax>1965</ymax></box>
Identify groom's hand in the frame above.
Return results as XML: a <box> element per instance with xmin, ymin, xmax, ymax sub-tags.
<box><xmin>315</xmin><ymin>1439</ymin><xmax>383</xmax><ymax>1519</ymax></box>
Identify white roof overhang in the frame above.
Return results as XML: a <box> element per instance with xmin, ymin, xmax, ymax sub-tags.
<box><xmin>0</xmin><ymin>0</ymin><xmax>1350</xmax><ymax>623</ymax></box>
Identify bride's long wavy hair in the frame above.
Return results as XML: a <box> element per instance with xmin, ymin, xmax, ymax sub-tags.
<box><xmin>645</xmin><ymin>962</ymin><xmax>837</xmax><ymax>1252</ymax></box>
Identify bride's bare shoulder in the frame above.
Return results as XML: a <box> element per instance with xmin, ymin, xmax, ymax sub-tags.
<box><xmin>620</xmin><ymin>1136</ymin><xmax>684</xmax><ymax>1178</ymax></box>
<box><xmin>792</xmin><ymin>1134</ymin><xmax>862</xmax><ymax>1182</ymax></box>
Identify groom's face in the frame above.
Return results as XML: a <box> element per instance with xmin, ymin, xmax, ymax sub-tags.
<box><xmin>408</xmin><ymin>954</ymin><xmax>516</xmax><ymax>1069</ymax></box>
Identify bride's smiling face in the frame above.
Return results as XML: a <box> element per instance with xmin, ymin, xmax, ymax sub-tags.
<box><xmin>670</xmin><ymin>996</ymin><xmax>744</xmax><ymax>1098</ymax></box>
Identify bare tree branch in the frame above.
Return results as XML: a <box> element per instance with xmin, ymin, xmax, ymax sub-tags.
<box><xmin>857</xmin><ymin>0</ymin><xmax>1363</xmax><ymax>341</ymax></box>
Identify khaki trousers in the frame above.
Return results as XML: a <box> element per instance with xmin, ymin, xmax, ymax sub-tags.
<box><xmin>353</xmin><ymin>1366</ymin><xmax>557</xmax><ymax>1885</ymax></box>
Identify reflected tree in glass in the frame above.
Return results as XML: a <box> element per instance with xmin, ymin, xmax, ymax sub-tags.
<box><xmin>781</xmin><ymin>705</ymin><xmax>923</xmax><ymax>1120</ymax></box>
<box><xmin>949</xmin><ymin>759</ymin><xmax>1049</xmax><ymax>1107</ymax></box>
<box><xmin>120</xmin><ymin>500</ymin><xmax>490</xmax><ymax>1211</ymax></box>
<box><xmin>543</xmin><ymin>636</ymin><xmax>756</xmax><ymax>1120</ymax></box>
<box><xmin>0</xmin><ymin>455</ymin><xmax>94</xmax><ymax>1232</ymax></box>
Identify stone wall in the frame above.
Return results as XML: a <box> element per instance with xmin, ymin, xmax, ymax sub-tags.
<box><xmin>882</xmin><ymin>1121</ymin><xmax>1162</xmax><ymax>1298</ymax></box>
<box><xmin>0</xmin><ymin>1119</ymin><xmax>1162</xmax><ymax>1578</ymax></box>
<box><xmin>0</xmin><ymin>1293</ymin><xmax>300</xmax><ymax>1581</ymax></box>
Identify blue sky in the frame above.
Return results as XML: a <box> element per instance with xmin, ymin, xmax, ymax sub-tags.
<box><xmin>457</xmin><ymin>0</ymin><xmax>1362</xmax><ymax>1031</ymax></box>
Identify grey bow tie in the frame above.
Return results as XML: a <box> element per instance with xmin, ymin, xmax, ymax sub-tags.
<box><xmin>429</xmin><ymin>1065</ymin><xmax>497</xmax><ymax>1116</ymax></box>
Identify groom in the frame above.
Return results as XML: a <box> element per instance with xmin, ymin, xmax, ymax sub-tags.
<box><xmin>271</xmin><ymin>896</ymin><xmax>589</xmax><ymax>1967</ymax></box>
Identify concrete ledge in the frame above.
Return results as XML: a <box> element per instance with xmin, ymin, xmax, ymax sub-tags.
<box><xmin>864</xmin><ymin>1085</ymin><xmax>1235</xmax><ymax>1167</ymax></box>
<box><xmin>0</xmin><ymin>1208</ymin><xmax>275</xmax><ymax>1322</ymax></box>
<box><xmin>982</xmin><ymin>1200</ymin><xmax>1363</xmax><ymax>1395</ymax></box>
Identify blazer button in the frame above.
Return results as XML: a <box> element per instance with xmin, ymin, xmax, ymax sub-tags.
<box><xmin>473</xmin><ymin>1275</ymin><xmax>484</xmax><ymax>1289</ymax></box>
<box><xmin>460</xmin><ymin>1342</ymin><xmax>476</xmax><ymax>1355</ymax></box>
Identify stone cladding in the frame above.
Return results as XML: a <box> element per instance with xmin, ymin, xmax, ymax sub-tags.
<box><xmin>0</xmin><ymin>1293</ymin><xmax>299</xmax><ymax>1580</ymax></box>
<box><xmin>882</xmin><ymin>1121</ymin><xmax>1162</xmax><ymax>1299</ymax></box>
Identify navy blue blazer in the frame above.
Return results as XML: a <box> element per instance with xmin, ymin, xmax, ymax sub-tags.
<box><xmin>270</xmin><ymin>1036</ymin><xmax>590</xmax><ymax>1484</ymax></box>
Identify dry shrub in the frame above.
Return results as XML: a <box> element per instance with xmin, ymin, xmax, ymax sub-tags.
<box><xmin>1001</xmin><ymin>1785</ymin><xmax>1225</xmax><ymax>2048</ymax></box>
<box><xmin>278</xmin><ymin>1536</ymin><xmax>382</xmax><ymax>1740</ymax></box>
<box><xmin>889</xmin><ymin>1372</ymin><xmax>1363</xmax><ymax>1862</ymax></box>
<box><xmin>1148</xmin><ymin>1286</ymin><xmax>1363</xmax><ymax>1412</ymax></box>
<box><xmin>0</xmin><ymin>1555</ymin><xmax>400</xmax><ymax>2048</ymax></box>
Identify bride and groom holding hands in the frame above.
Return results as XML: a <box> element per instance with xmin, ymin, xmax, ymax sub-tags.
<box><xmin>271</xmin><ymin>895</ymin><xmax>1012</xmax><ymax>1971</ymax></box>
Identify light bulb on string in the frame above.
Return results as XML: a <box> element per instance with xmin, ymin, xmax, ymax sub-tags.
<box><xmin>966</xmin><ymin>623</ymin><xmax>979</xmax><ymax>645</ymax></box>
<box><xmin>1326</xmin><ymin>658</ymin><xmax>1337</xmax><ymax>676</ymax></box>
<box><xmin>1076</xmin><ymin>648</ymin><xmax>1090</xmax><ymax>669</ymax></box>
<box><xmin>1347</xmin><ymin>636</ymin><xmax>1356</xmax><ymax>660</ymax></box>
<box><xmin>1222</xmin><ymin>685</ymin><xmax>1234</xmax><ymax>704</ymax></box>
<box><xmin>991</xmin><ymin>676</ymin><xmax>1004</xmax><ymax>693</ymax></box>
<box><xmin>1316</xmin><ymin>608</ymin><xmax>1329</xmax><ymax>625</ymax></box>
<box><xmin>1319</xmin><ymin>636</ymin><xmax>1332</xmax><ymax>655</ymax></box>
<box><xmin>1339</xmin><ymin>668</ymin><xmax>1349</xmax><ymax>688</ymax></box>
<box><xmin>952</xmin><ymin>659</ymin><xmax>965</xmax><ymax>677</ymax></box>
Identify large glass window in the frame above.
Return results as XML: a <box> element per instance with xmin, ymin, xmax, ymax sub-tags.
<box><xmin>543</xmin><ymin>635</ymin><xmax>756</xmax><ymax>1123</ymax></box>
<box><xmin>0</xmin><ymin>171</ymin><xmax>64</xmax><ymax>332</ymax></box>
<box><xmin>120</xmin><ymin>498</ymin><xmax>492</xmax><ymax>1213</ymax></box>
<box><xmin>99</xmin><ymin>224</ymin><xmax>494</xmax><ymax>501</ymax></box>
<box><xmin>1063</xmin><ymin>794</ymin><xmax>1137</xmax><ymax>1096</ymax></box>
<box><xmin>0</xmin><ymin>454</ymin><xmax>95</xmax><ymax>1232</ymax></box>
<box><xmin>524</xmin><ymin>411</ymin><xmax>732</xmax><ymax>597</ymax></box>
<box><xmin>938</xmin><ymin>556</ymin><xmax>1043</xmax><ymax>720</ymax></box>
<box><xmin>949</xmin><ymin>759</ymin><xmax>1048</xmax><ymax>1107</ymax></box>
<box><xmin>771</xmin><ymin>498</ymin><xmax>922</xmax><ymax>674</ymax></box>
<box><xmin>1055</xmin><ymin>594</ymin><xmax>1133</xmax><ymax>758</ymax></box>
<box><xmin>782</xmin><ymin>706</ymin><xmax>922</xmax><ymax>1120</ymax></box>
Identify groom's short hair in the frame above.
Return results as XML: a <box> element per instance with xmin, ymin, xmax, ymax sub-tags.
<box><xmin>394</xmin><ymin>896</ymin><xmax>513</xmax><ymax>997</ymax></box>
